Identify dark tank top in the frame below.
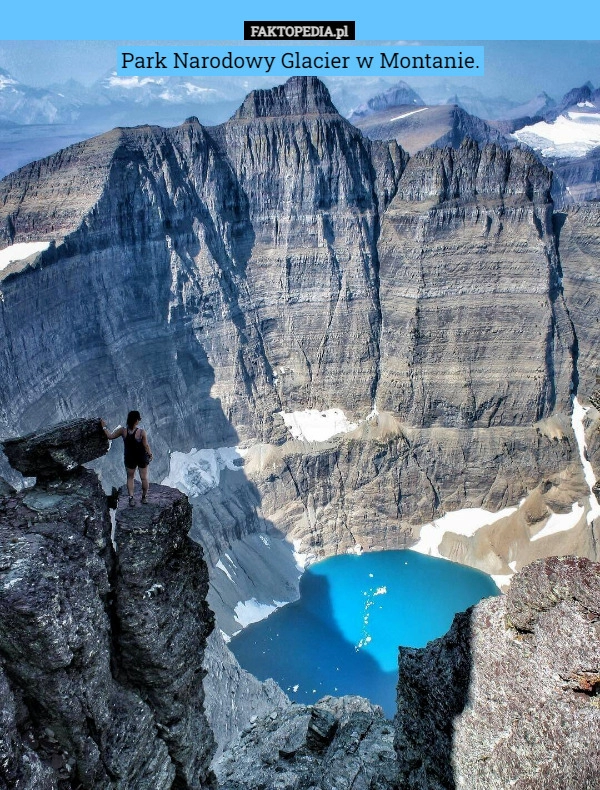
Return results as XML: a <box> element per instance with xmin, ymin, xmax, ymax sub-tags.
<box><xmin>123</xmin><ymin>428</ymin><xmax>146</xmax><ymax>468</ymax></box>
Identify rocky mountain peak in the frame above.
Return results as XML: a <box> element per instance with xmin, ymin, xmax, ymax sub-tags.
<box><xmin>547</xmin><ymin>83</ymin><xmax>595</xmax><ymax>120</ymax></box>
<box><xmin>349</xmin><ymin>81</ymin><xmax>424</xmax><ymax>120</ymax></box>
<box><xmin>233</xmin><ymin>75</ymin><xmax>339</xmax><ymax>119</ymax></box>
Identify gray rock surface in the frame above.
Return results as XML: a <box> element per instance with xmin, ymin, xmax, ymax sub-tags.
<box><xmin>203</xmin><ymin>628</ymin><xmax>290</xmax><ymax>762</ymax></box>
<box><xmin>113</xmin><ymin>484</ymin><xmax>216</xmax><ymax>787</ymax></box>
<box><xmin>377</xmin><ymin>140</ymin><xmax>574</xmax><ymax>427</ymax></box>
<box><xmin>1</xmin><ymin>418</ymin><xmax>108</xmax><ymax>478</ymax></box>
<box><xmin>395</xmin><ymin>556</ymin><xmax>600</xmax><ymax>789</ymax></box>
<box><xmin>216</xmin><ymin>696</ymin><xmax>397</xmax><ymax>789</ymax></box>
<box><xmin>560</xmin><ymin>203</ymin><xmax>600</xmax><ymax>397</ymax></box>
<box><xmin>354</xmin><ymin>104</ymin><xmax>506</xmax><ymax>155</ymax></box>
<box><xmin>0</xmin><ymin>458</ymin><xmax>216</xmax><ymax>787</ymax></box>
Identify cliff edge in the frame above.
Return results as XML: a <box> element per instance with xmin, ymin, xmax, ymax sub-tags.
<box><xmin>395</xmin><ymin>555</ymin><xmax>600</xmax><ymax>789</ymax></box>
<box><xmin>0</xmin><ymin>419</ymin><xmax>216</xmax><ymax>789</ymax></box>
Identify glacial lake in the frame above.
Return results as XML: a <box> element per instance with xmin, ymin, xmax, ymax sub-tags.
<box><xmin>229</xmin><ymin>550</ymin><xmax>499</xmax><ymax>717</ymax></box>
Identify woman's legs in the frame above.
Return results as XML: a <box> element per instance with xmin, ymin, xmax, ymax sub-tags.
<box><xmin>139</xmin><ymin>466</ymin><xmax>149</xmax><ymax>500</ymax></box>
<box><xmin>126</xmin><ymin>467</ymin><xmax>136</xmax><ymax>497</ymax></box>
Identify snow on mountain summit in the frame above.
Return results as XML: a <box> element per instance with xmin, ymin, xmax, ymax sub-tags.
<box><xmin>512</xmin><ymin>89</ymin><xmax>600</xmax><ymax>159</ymax></box>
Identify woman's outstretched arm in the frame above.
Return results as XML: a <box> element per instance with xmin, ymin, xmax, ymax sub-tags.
<box><xmin>101</xmin><ymin>420</ymin><xmax>124</xmax><ymax>441</ymax></box>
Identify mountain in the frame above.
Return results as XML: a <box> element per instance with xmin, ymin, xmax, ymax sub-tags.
<box><xmin>416</xmin><ymin>82</ymin><xmax>520</xmax><ymax>120</ymax></box>
<box><xmin>507</xmin><ymin>84</ymin><xmax>600</xmax><ymax>205</ymax></box>
<box><xmin>0</xmin><ymin>77</ymin><xmax>596</xmax><ymax>633</ymax></box>
<box><xmin>347</xmin><ymin>81</ymin><xmax>424</xmax><ymax>120</ymax></box>
<box><xmin>352</xmin><ymin>103</ymin><xmax>507</xmax><ymax>154</ymax></box>
<box><xmin>512</xmin><ymin>87</ymin><xmax>600</xmax><ymax>160</ymax></box>
<box><xmin>0</xmin><ymin>67</ymin><xmax>82</xmax><ymax>125</ymax></box>
<box><xmin>543</xmin><ymin>81</ymin><xmax>596</xmax><ymax>122</ymax></box>
<box><xmin>492</xmin><ymin>90</ymin><xmax>556</xmax><ymax>122</ymax></box>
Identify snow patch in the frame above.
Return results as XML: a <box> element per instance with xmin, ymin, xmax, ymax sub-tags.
<box><xmin>279</xmin><ymin>408</ymin><xmax>357</xmax><ymax>443</ymax></box>
<box><xmin>107</xmin><ymin>75</ymin><xmax>165</xmax><ymax>88</ymax></box>
<box><xmin>530</xmin><ymin>502</ymin><xmax>584</xmax><ymax>542</ymax></box>
<box><xmin>219</xmin><ymin>629</ymin><xmax>231</xmax><ymax>644</ymax></box>
<box><xmin>389</xmin><ymin>107</ymin><xmax>429</xmax><ymax>122</ymax></box>
<box><xmin>234</xmin><ymin>598</ymin><xmax>288</xmax><ymax>628</ymax></box>
<box><xmin>216</xmin><ymin>559</ymin><xmax>234</xmax><ymax>582</ymax></box>
<box><xmin>292</xmin><ymin>539</ymin><xmax>316</xmax><ymax>573</ymax></box>
<box><xmin>571</xmin><ymin>396</ymin><xmax>600</xmax><ymax>523</ymax></box>
<box><xmin>347</xmin><ymin>544</ymin><xmax>363</xmax><ymax>556</ymax></box>
<box><xmin>512</xmin><ymin>112</ymin><xmax>600</xmax><ymax>159</ymax></box>
<box><xmin>411</xmin><ymin>505</ymin><xmax>518</xmax><ymax>557</ymax></box>
<box><xmin>0</xmin><ymin>242</ymin><xmax>51</xmax><ymax>271</ymax></box>
<box><xmin>491</xmin><ymin>574</ymin><xmax>513</xmax><ymax>590</ymax></box>
<box><xmin>0</xmin><ymin>75</ymin><xmax>18</xmax><ymax>89</ymax></box>
<box><xmin>161</xmin><ymin>446</ymin><xmax>247</xmax><ymax>497</ymax></box>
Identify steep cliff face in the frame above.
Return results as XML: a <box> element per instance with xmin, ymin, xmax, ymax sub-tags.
<box><xmin>0</xmin><ymin>77</ymin><xmax>404</xmax><ymax>461</ymax></box>
<box><xmin>0</xmin><ymin>421</ymin><xmax>216</xmax><ymax>789</ymax></box>
<box><xmin>208</xmin><ymin>76</ymin><xmax>406</xmax><ymax>419</ymax></box>
<box><xmin>395</xmin><ymin>556</ymin><xmax>600</xmax><ymax>789</ymax></box>
<box><xmin>377</xmin><ymin>140</ymin><xmax>573</xmax><ymax>426</ymax></box>
<box><xmin>559</xmin><ymin>202</ymin><xmax>600</xmax><ymax>397</ymax></box>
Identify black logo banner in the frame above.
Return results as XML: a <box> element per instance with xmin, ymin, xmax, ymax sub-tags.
<box><xmin>244</xmin><ymin>21</ymin><xmax>356</xmax><ymax>40</ymax></box>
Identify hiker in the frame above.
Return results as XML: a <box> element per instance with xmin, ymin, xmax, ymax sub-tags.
<box><xmin>101</xmin><ymin>411</ymin><xmax>153</xmax><ymax>506</ymax></box>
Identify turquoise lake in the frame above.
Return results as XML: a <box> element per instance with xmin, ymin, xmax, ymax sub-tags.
<box><xmin>229</xmin><ymin>550</ymin><xmax>499</xmax><ymax>717</ymax></box>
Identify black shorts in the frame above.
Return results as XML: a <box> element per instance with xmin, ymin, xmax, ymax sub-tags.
<box><xmin>124</xmin><ymin>455</ymin><xmax>148</xmax><ymax>470</ymax></box>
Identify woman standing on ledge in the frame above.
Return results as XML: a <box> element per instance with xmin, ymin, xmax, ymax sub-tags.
<box><xmin>101</xmin><ymin>411</ymin><xmax>153</xmax><ymax>506</ymax></box>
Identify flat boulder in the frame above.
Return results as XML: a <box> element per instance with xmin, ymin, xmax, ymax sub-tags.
<box><xmin>2</xmin><ymin>418</ymin><xmax>109</xmax><ymax>479</ymax></box>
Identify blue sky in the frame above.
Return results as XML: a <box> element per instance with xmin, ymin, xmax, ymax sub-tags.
<box><xmin>0</xmin><ymin>41</ymin><xmax>598</xmax><ymax>102</ymax></box>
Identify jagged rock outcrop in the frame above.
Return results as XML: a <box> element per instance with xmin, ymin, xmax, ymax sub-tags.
<box><xmin>395</xmin><ymin>556</ymin><xmax>600</xmax><ymax>789</ymax></box>
<box><xmin>216</xmin><ymin>695</ymin><xmax>397</xmax><ymax>789</ymax></box>
<box><xmin>0</xmin><ymin>422</ymin><xmax>216</xmax><ymax>789</ymax></box>
<box><xmin>1</xmin><ymin>417</ymin><xmax>108</xmax><ymax>478</ymax></box>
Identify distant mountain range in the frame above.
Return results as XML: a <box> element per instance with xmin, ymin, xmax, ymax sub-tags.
<box><xmin>1</xmin><ymin>67</ymin><xmax>599</xmax><ymax>205</ymax></box>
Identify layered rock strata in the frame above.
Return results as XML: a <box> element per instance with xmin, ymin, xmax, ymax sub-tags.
<box><xmin>559</xmin><ymin>203</ymin><xmax>600</xmax><ymax>397</ymax></box>
<box><xmin>395</xmin><ymin>556</ymin><xmax>600</xmax><ymax>789</ymax></box>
